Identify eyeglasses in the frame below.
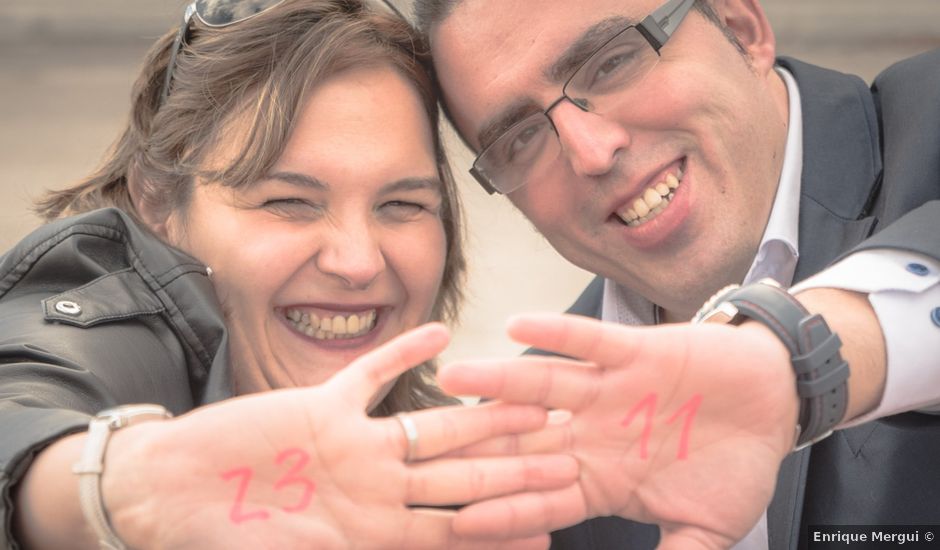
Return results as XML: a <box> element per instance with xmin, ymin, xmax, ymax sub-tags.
<box><xmin>160</xmin><ymin>0</ymin><xmax>284</xmax><ymax>106</ymax></box>
<box><xmin>469</xmin><ymin>0</ymin><xmax>695</xmax><ymax>195</ymax></box>
<box><xmin>159</xmin><ymin>0</ymin><xmax>410</xmax><ymax>107</ymax></box>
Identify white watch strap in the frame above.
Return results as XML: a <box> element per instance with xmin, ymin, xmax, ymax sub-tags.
<box><xmin>72</xmin><ymin>405</ymin><xmax>172</xmax><ymax>550</ymax></box>
<box><xmin>73</xmin><ymin>418</ymin><xmax>127</xmax><ymax>550</ymax></box>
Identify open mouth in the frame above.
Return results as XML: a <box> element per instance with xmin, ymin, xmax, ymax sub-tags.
<box><xmin>283</xmin><ymin>307</ymin><xmax>378</xmax><ymax>340</ymax></box>
<box><xmin>614</xmin><ymin>163</ymin><xmax>684</xmax><ymax>227</ymax></box>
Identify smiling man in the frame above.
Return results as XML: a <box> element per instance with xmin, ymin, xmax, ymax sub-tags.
<box><xmin>418</xmin><ymin>0</ymin><xmax>940</xmax><ymax>548</ymax></box>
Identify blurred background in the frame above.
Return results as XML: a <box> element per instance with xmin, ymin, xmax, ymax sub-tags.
<box><xmin>1</xmin><ymin>1</ymin><xmax>938</xmax><ymax>364</ymax></box>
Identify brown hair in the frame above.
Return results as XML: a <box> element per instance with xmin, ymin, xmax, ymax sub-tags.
<box><xmin>36</xmin><ymin>0</ymin><xmax>464</xmax><ymax>414</ymax></box>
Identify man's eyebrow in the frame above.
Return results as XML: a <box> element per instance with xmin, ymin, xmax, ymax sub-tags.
<box><xmin>545</xmin><ymin>16</ymin><xmax>635</xmax><ymax>83</ymax></box>
<box><xmin>266</xmin><ymin>171</ymin><xmax>327</xmax><ymax>190</ymax></box>
<box><xmin>474</xmin><ymin>16</ymin><xmax>635</xmax><ymax>152</ymax></box>
<box><xmin>476</xmin><ymin>99</ymin><xmax>544</xmax><ymax>152</ymax></box>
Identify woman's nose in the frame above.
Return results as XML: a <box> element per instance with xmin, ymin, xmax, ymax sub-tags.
<box><xmin>315</xmin><ymin>224</ymin><xmax>385</xmax><ymax>289</ymax></box>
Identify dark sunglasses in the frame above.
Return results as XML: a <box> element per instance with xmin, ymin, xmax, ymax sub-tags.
<box><xmin>160</xmin><ymin>0</ymin><xmax>409</xmax><ymax>106</ymax></box>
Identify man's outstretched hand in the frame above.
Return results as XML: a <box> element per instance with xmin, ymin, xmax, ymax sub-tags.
<box><xmin>440</xmin><ymin>313</ymin><xmax>800</xmax><ymax>550</ymax></box>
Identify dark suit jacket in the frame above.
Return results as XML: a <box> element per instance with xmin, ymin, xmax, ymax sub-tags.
<box><xmin>550</xmin><ymin>50</ymin><xmax>940</xmax><ymax>550</ymax></box>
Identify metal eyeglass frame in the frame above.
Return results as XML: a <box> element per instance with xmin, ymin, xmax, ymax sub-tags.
<box><xmin>469</xmin><ymin>0</ymin><xmax>695</xmax><ymax>195</ymax></box>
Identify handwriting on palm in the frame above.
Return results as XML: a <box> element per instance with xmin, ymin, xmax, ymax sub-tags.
<box><xmin>104</xmin><ymin>324</ymin><xmax>573</xmax><ymax>550</ymax></box>
<box><xmin>441</xmin><ymin>314</ymin><xmax>799</xmax><ymax>550</ymax></box>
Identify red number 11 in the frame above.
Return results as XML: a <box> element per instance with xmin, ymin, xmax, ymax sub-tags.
<box><xmin>621</xmin><ymin>393</ymin><xmax>702</xmax><ymax>460</ymax></box>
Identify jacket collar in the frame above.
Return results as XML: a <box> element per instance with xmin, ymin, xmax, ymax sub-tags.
<box><xmin>775</xmin><ymin>57</ymin><xmax>881</xmax><ymax>282</ymax></box>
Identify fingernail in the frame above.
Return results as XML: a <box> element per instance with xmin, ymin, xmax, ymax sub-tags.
<box><xmin>547</xmin><ymin>409</ymin><xmax>572</xmax><ymax>424</ymax></box>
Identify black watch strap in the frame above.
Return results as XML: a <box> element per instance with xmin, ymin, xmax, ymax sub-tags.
<box><xmin>694</xmin><ymin>280</ymin><xmax>850</xmax><ymax>449</ymax></box>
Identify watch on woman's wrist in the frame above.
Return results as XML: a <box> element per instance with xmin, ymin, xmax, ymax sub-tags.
<box><xmin>72</xmin><ymin>404</ymin><xmax>172</xmax><ymax>549</ymax></box>
<box><xmin>692</xmin><ymin>278</ymin><xmax>850</xmax><ymax>450</ymax></box>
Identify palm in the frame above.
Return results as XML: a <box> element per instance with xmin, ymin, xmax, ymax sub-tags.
<box><xmin>441</xmin><ymin>315</ymin><xmax>798</xmax><ymax>550</ymax></box>
<box><xmin>149</xmin><ymin>394</ymin><xmax>413</xmax><ymax>549</ymax></box>
<box><xmin>103</xmin><ymin>324</ymin><xmax>572</xmax><ymax>550</ymax></box>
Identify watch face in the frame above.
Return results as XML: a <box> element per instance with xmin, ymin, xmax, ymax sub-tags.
<box><xmin>697</xmin><ymin>302</ymin><xmax>741</xmax><ymax>325</ymax></box>
<box><xmin>691</xmin><ymin>284</ymin><xmax>742</xmax><ymax>324</ymax></box>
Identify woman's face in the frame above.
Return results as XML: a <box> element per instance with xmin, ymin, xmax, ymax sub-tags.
<box><xmin>164</xmin><ymin>66</ymin><xmax>447</xmax><ymax>393</ymax></box>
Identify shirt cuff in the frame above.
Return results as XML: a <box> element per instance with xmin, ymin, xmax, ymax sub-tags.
<box><xmin>790</xmin><ymin>249</ymin><xmax>940</xmax><ymax>427</ymax></box>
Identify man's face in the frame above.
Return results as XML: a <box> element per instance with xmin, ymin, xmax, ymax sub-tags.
<box><xmin>432</xmin><ymin>0</ymin><xmax>790</xmax><ymax>318</ymax></box>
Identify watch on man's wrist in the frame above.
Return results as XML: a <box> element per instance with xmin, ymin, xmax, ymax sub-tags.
<box><xmin>692</xmin><ymin>278</ymin><xmax>850</xmax><ymax>450</ymax></box>
<box><xmin>72</xmin><ymin>404</ymin><xmax>173</xmax><ymax>550</ymax></box>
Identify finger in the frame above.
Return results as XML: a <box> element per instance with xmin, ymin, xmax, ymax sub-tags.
<box><xmin>404</xmin><ymin>454</ymin><xmax>578</xmax><ymax>505</ymax></box>
<box><xmin>396</xmin><ymin>402</ymin><xmax>552</xmax><ymax>461</ymax></box>
<box><xmin>507</xmin><ymin>313</ymin><xmax>646</xmax><ymax>367</ymax></box>
<box><xmin>406</xmin><ymin>508</ymin><xmax>550</xmax><ymax>550</ymax></box>
<box><xmin>330</xmin><ymin>323</ymin><xmax>449</xmax><ymax>407</ymax></box>
<box><xmin>452</xmin><ymin>484</ymin><xmax>588</xmax><ymax>539</ymax></box>
<box><xmin>442</xmin><ymin>416</ymin><xmax>572</xmax><ymax>458</ymax></box>
<box><xmin>438</xmin><ymin>355</ymin><xmax>602</xmax><ymax>411</ymax></box>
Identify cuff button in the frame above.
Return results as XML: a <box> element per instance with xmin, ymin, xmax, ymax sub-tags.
<box><xmin>907</xmin><ymin>263</ymin><xmax>930</xmax><ymax>276</ymax></box>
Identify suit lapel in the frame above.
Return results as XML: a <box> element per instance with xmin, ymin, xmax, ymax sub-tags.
<box><xmin>777</xmin><ymin>57</ymin><xmax>882</xmax><ymax>284</ymax></box>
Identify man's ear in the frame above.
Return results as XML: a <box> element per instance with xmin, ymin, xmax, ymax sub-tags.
<box><xmin>710</xmin><ymin>0</ymin><xmax>777</xmax><ymax>75</ymax></box>
<box><xmin>127</xmin><ymin>175</ymin><xmax>170</xmax><ymax>239</ymax></box>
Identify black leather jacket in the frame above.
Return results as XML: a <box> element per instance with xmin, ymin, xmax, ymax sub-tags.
<box><xmin>0</xmin><ymin>208</ymin><xmax>232</xmax><ymax>548</ymax></box>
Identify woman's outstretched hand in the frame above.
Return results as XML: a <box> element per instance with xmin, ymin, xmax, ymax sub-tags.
<box><xmin>103</xmin><ymin>323</ymin><xmax>577</xmax><ymax>550</ymax></box>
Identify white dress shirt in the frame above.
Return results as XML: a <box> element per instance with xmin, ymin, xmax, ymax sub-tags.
<box><xmin>601</xmin><ymin>65</ymin><xmax>940</xmax><ymax>549</ymax></box>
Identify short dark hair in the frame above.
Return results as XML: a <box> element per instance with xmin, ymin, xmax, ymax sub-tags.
<box><xmin>414</xmin><ymin>0</ymin><xmax>745</xmax><ymax>55</ymax></box>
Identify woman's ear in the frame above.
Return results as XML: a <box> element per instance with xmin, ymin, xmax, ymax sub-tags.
<box><xmin>127</xmin><ymin>175</ymin><xmax>170</xmax><ymax>239</ymax></box>
<box><xmin>710</xmin><ymin>0</ymin><xmax>777</xmax><ymax>76</ymax></box>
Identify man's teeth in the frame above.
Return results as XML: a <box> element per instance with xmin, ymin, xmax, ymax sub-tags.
<box><xmin>284</xmin><ymin>308</ymin><xmax>377</xmax><ymax>340</ymax></box>
<box><xmin>616</xmin><ymin>172</ymin><xmax>681</xmax><ymax>227</ymax></box>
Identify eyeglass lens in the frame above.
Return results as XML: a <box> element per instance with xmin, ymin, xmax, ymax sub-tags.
<box><xmin>194</xmin><ymin>0</ymin><xmax>287</xmax><ymax>27</ymax></box>
<box><xmin>475</xmin><ymin>26</ymin><xmax>660</xmax><ymax>194</ymax></box>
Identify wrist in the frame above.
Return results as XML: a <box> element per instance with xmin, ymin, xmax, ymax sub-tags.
<box><xmin>693</xmin><ymin>279</ymin><xmax>850</xmax><ymax>449</ymax></box>
<box><xmin>13</xmin><ymin>432</ymin><xmax>97</xmax><ymax>549</ymax></box>
<box><xmin>99</xmin><ymin>424</ymin><xmax>163</xmax><ymax>548</ymax></box>
<box><xmin>791</xmin><ymin>287</ymin><xmax>886</xmax><ymax>421</ymax></box>
<box><xmin>74</xmin><ymin>405</ymin><xmax>172</xmax><ymax>549</ymax></box>
<box><xmin>737</xmin><ymin>319</ymin><xmax>801</xmax><ymax>446</ymax></box>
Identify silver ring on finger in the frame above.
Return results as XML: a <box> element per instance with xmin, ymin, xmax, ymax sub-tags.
<box><xmin>394</xmin><ymin>412</ymin><xmax>419</xmax><ymax>463</ymax></box>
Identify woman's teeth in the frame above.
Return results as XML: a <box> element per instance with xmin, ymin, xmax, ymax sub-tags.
<box><xmin>616</xmin><ymin>171</ymin><xmax>682</xmax><ymax>227</ymax></box>
<box><xmin>284</xmin><ymin>308</ymin><xmax>377</xmax><ymax>340</ymax></box>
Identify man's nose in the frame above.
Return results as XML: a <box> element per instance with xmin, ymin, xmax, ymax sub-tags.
<box><xmin>549</xmin><ymin>100</ymin><xmax>630</xmax><ymax>178</ymax></box>
<box><xmin>315</xmin><ymin>223</ymin><xmax>385</xmax><ymax>289</ymax></box>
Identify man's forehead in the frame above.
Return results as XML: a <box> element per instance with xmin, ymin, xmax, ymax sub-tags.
<box><xmin>432</xmin><ymin>0</ymin><xmax>643</xmax><ymax>149</ymax></box>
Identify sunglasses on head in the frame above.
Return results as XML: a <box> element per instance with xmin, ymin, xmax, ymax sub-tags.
<box><xmin>160</xmin><ymin>0</ymin><xmax>409</xmax><ymax>106</ymax></box>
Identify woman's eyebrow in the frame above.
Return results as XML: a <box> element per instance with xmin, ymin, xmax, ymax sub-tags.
<box><xmin>266</xmin><ymin>171</ymin><xmax>327</xmax><ymax>190</ymax></box>
<box><xmin>382</xmin><ymin>177</ymin><xmax>443</xmax><ymax>194</ymax></box>
<box><xmin>266</xmin><ymin>172</ymin><xmax>440</xmax><ymax>193</ymax></box>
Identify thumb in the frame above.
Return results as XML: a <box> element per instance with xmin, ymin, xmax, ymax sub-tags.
<box><xmin>328</xmin><ymin>323</ymin><xmax>450</xmax><ymax>407</ymax></box>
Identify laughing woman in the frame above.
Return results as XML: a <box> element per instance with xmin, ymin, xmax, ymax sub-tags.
<box><xmin>0</xmin><ymin>1</ymin><xmax>575</xmax><ymax>549</ymax></box>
